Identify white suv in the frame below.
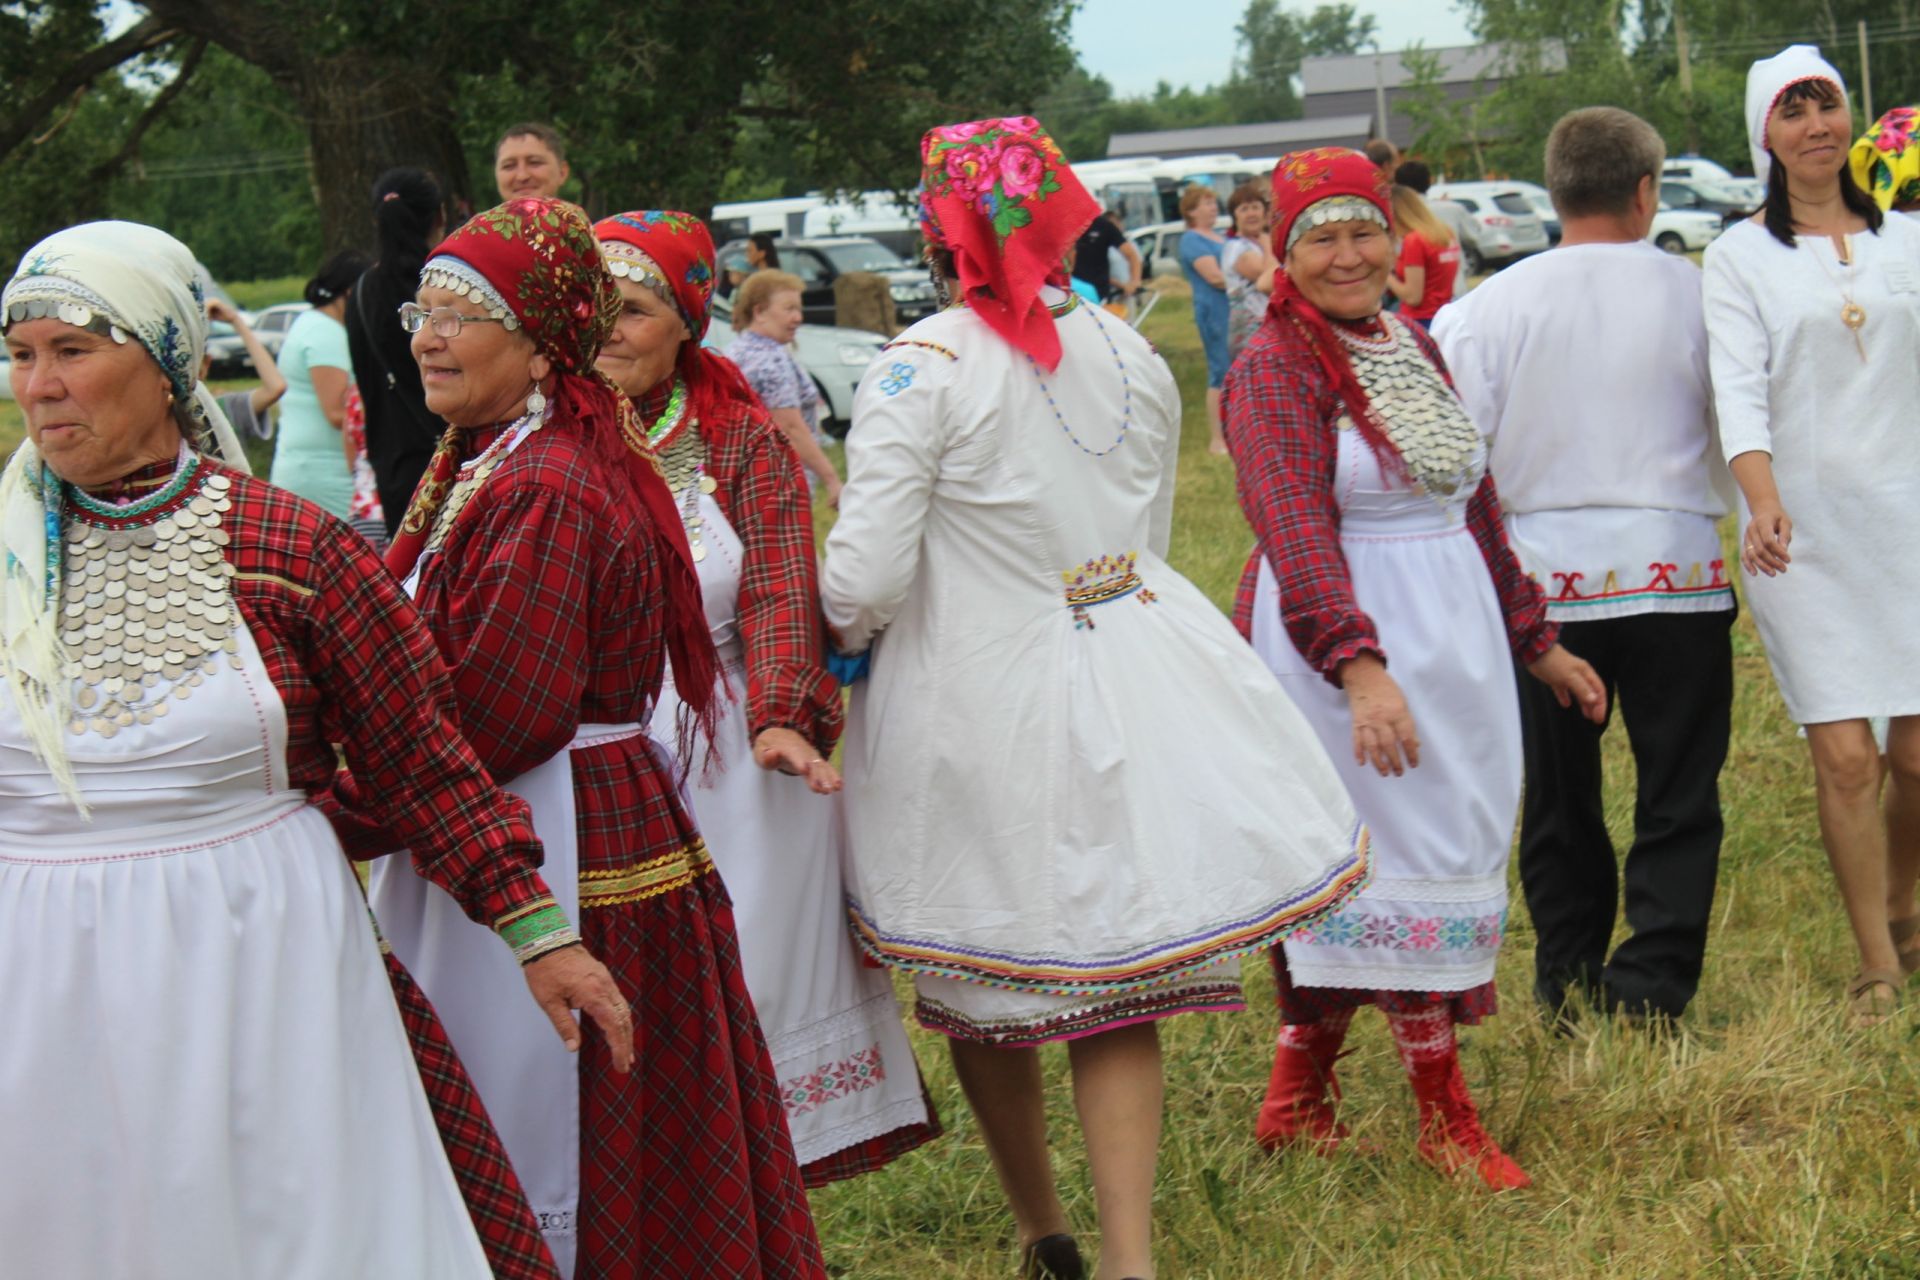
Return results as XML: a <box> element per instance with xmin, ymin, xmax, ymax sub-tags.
<box><xmin>1427</xmin><ymin>182</ymin><xmax>1551</xmax><ymax>275</ymax></box>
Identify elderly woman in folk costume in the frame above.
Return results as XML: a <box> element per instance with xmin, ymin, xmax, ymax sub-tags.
<box><xmin>1223</xmin><ymin>149</ymin><xmax>1604</xmax><ymax>1191</ymax></box>
<box><xmin>357</xmin><ymin>197</ymin><xmax>825</xmax><ymax>1280</ymax></box>
<box><xmin>822</xmin><ymin>117</ymin><xmax>1368</xmax><ymax>1280</ymax></box>
<box><xmin>1705</xmin><ymin>49</ymin><xmax>1920</xmax><ymax>1025</ymax></box>
<box><xmin>589</xmin><ymin>209</ymin><xmax>940</xmax><ymax>1184</ymax></box>
<box><xmin>0</xmin><ymin>222</ymin><xmax>637</xmax><ymax>1279</ymax></box>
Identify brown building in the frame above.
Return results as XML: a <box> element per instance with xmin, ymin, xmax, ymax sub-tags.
<box><xmin>1105</xmin><ymin>115</ymin><xmax>1374</xmax><ymax>162</ymax></box>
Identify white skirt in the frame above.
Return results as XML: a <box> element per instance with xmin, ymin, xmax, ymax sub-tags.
<box><xmin>0</xmin><ymin>801</ymin><xmax>492</xmax><ymax>1280</ymax></box>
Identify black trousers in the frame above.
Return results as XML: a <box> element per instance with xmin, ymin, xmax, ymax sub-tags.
<box><xmin>1517</xmin><ymin>609</ymin><xmax>1734</xmax><ymax>1018</ymax></box>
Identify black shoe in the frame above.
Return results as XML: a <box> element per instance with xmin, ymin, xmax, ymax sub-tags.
<box><xmin>1020</xmin><ymin>1233</ymin><xmax>1086</xmax><ymax>1280</ymax></box>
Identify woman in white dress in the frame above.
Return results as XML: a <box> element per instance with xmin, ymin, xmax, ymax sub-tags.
<box><xmin>0</xmin><ymin>222</ymin><xmax>633</xmax><ymax>1280</ymax></box>
<box><xmin>1704</xmin><ymin>47</ymin><xmax>1920</xmax><ymax>1024</ymax></box>
<box><xmin>1222</xmin><ymin>148</ymin><xmax>1604</xmax><ymax>1192</ymax></box>
<box><xmin>823</xmin><ymin>117</ymin><xmax>1368</xmax><ymax>1280</ymax></box>
<box><xmin>591</xmin><ymin>209</ymin><xmax>940</xmax><ymax>1183</ymax></box>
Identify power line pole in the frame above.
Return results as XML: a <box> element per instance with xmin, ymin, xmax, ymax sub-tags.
<box><xmin>1859</xmin><ymin>19</ymin><xmax>1874</xmax><ymax>124</ymax></box>
<box><xmin>1675</xmin><ymin>0</ymin><xmax>1699</xmax><ymax>155</ymax></box>
<box><xmin>1372</xmin><ymin>44</ymin><xmax>1391</xmax><ymax>145</ymax></box>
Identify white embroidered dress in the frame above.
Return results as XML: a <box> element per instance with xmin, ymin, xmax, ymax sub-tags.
<box><xmin>822</xmin><ymin>292</ymin><xmax>1368</xmax><ymax>1045</ymax></box>
<box><xmin>648</xmin><ymin>468</ymin><xmax>930</xmax><ymax>1165</ymax></box>
<box><xmin>1703</xmin><ymin>217</ymin><xmax>1920</xmax><ymax>723</ymax></box>
<box><xmin>1250</xmin><ymin>316</ymin><xmax>1518</xmax><ymax>994</ymax></box>
<box><xmin>0</xmin><ymin>533</ymin><xmax>491</xmax><ymax>1278</ymax></box>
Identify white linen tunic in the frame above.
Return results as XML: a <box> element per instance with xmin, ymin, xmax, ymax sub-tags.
<box><xmin>822</xmin><ymin>294</ymin><xmax>1367</xmax><ymax>1044</ymax></box>
<box><xmin>1253</xmin><ymin>429</ymin><xmax>1517</xmax><ymax>993</ymax></box>
<box><xmin>0</xmin><ymin>624</ymin><xmax>491</xmax><ymax>1280</ymax></box>
<box><xmin>1704</xmin><ymin>217</ymin><xmax>1920</xmax><ymax>723</ymax></box>
<box><xmin>649</xmin><ymin>483</ymin><xmax>930</xmax><ymax>1164</ymax></box>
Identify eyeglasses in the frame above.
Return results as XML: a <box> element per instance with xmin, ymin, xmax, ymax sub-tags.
<box><xmin>398</xmin><ymin>303</ymin><xmax>515</xmax><ymax>337</ymax></box>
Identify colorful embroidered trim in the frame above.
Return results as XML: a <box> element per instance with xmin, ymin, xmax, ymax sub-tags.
<box><xmin>496</xmin><ymin>899</ymin><xmax>579</xmax><ymax>964</ymax></box>
<box><xmin>1543</xmin><ymin>560</ymin><xmax>1735</xmax><ymax>606</ymax></box>
<box><xmin>1062</xmin><ymin>551</ymin><xmax>1156</xmax><ymax>629</ymax></box>
<box><xmin>915</xmin><ymin>981</ymin><xmax>1244</xmax><ymax>1047</ymax></box>
<box><xmin>578</xmin><ymin>840</ymin><xmax>713</xmax><ymax>909</ymax></box>
<box><xmin>1288</xmin><ymin>908</ymin><xmax>1506</xmax><ymax>952</ymax></box>
<box><xmin>878</xmin><ymin>338</ymin><xmax>959</xmax><ymax>361</ymax></box>
<box><xmin>849</xmin><ymin>823</ymin><xmax>1369</xmax><ymax>994</ymax></box>
<box><xmin>781</xmin><ymin>1045</ymin><xmax>889</xmax><ymax>1116</ymax></box>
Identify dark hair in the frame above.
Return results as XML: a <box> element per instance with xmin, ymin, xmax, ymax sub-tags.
<box><xmin>1393</xmin><ymin>159</ymin><xmax>1432</xmax><ymax>193</ymax></box>
<box><xmin>370</xmin><ymin>167</ymin><xmax>442</xmax><ymax>290</ymax></box>
<box><xmin>1364</xmin><ymin>138</ymin><xmax>1399</xmax><ymax>170</ymax></box>
<box><xmin>495</xmin><ymin>121</ymin><xmax>567</xmax><ymax>164</ymax></box>
<box><xmin>304</xmin><ymin>248</ymin><xmax>373</xmax><ymax>307</ymax></box>
<box><xmin>1227</xmin><ymin>179</ymin><xmax>1269</xmax><ymax>218</ymax></box>
<box><xmin>1762</xmin><ymin>80</ymin><xmax>1882</xmax><ymax>247</ymax></box>
<box><xmin>748</xmin><ymin>232</ymin><xmax>780</xmax><ymax>268</ymax></box>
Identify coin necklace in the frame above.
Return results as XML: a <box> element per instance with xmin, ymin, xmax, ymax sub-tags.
<box><xmin>424</xmin><ymin>407</ymin><xmax>545</xmax><ymax>558</ymax></box>
<box><xmin>1810</xmin><ymin>233</ymin><xmax>1868</xmax><ymax>361</ymax></box>
<box><xmin>58</xmin><ymin>453</ymin><xmax>239</xmax><ymax>740</ymax></box>
<box><xmin>1330</xmin><ymin>314</ymin><xmax>1482</xmax><ymax>501</ymax></box>
<box><xmin>656</xmin><ymin>426</ymin><xmax>717</xmax><ymax>562</ymax></box>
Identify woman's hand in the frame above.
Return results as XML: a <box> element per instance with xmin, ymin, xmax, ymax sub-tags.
<box><xmin>752</xmin><ymin>726</ymin><xmax>842</xmax><ymax>794</ymax></box>
<box><xmin>825</xmin><ymin>477</ymin><xmax>844</xmax><ymax>510</ymax></box>
<box><xmin>522</xmin><ymin>945</ymin><xmax>635</xmax><ymax>1073</ymax></box>
<box><xmin>206</xmin><ymin>297</ymin><xmax>241</xmax><ymax>327</ymax></box>
<box><xmin>1339</xmin><ymin>654</ymin><xmax>1420</xmax><ymax>776</ymax></box>
<box><xmin>1526</xmin><ymin>644</ymin><xmax>1607</xmax><ymax>723</ymax></box>
<box><xmin>1740</xmin><ymin>505</ymin><xmax>1793</xmax><ymax>577</ymax></box>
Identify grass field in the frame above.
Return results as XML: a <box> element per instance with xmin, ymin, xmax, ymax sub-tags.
<box><xmin>5</xmin><ymin>291</ymin><xmax>1918</xmax><ymax>1278</ymax></box>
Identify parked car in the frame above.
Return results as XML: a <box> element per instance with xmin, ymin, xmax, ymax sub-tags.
<box><xmin>0</xmin><ymin>348</ymin><xmax>11</xmax><ymax>401</ymax></box>
<box><xmin>1650</xmin><ymin>203</ymin><xmax>1725</xmax><ymax>253</ymax></box>
<box><xmin>715</xmin><ymin>235</ymin><xmax>938</xmax><ymax>327</ymax></box>
<box><xmin>203</xmin><ymin>320</ymin><xmax>256</xmax><ymax>378</ymax></box>
<box><xmin>1127</xmin><ymin>217</ymin><xmax>1233</xmax><ymax>281</ymax></box>
<box><xmin>1427</xmin><ymin>182</ymin><xmax>1552</xmax><ymax>275</ymax></box>
<box><xmin>1659</xmin><ymin>178</ymin><xmax>1757</xmax><ymax>225</ymax></box>
<box><xmin>1662</xmin><ymin>156</ymin><xmax>1735</xmax><ymax>184</ymax></box>
<box><xmin>705</xmin><ymin>302</ymin><xmax>885</xmax><ymax>439</ymax></box>
<box><xmin>1497</xmin><ymin>182</ymin><xmax>1563</xmax><ymax>247</ymax></box>
<box><xmin>247</xmin><ymin>302</ymin><xmax>310</xmax><ymax>359</ymax></box>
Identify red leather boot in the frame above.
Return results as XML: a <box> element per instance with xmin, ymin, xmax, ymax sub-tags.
<box><xmin>1390</xmin><ymin>1010</ymin><xmax>1531</xmax><ymax>1192</ymax></box>
<box><xmin>1253</xmin><ymin>1011</ymin><xmax>1352</xmax><ymax>1154</ymax></box>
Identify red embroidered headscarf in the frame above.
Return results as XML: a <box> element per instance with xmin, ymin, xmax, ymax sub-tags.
<box><xmin>918</xmin><ymin>116</ymin><xmax>1098</xmax><ymax>371</ymax></box>
<box><xmin>592</xmin><ymin>210</ymin><xmax>764</xmax><ymax>431</ymax></box>
<box><xmin>1264</xmin><ymin>147</ymin><xmax>1404</xmax><ymax>477</ymax></box>
<box><xmin>387</xmin><ymin>197</ymin><xmax>722</xmax><ymax>745</ymax></box>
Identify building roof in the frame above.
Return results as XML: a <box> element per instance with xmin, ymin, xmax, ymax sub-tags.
<box><xmin>1300</xmin><ymin>41</ymin><xmax>1564</xmax><ymax>96</ymax></box>
<box><xmin>1106</xmin><ymin>115</ymin><xmax>1375</xmax><ymax>160</ymax></box>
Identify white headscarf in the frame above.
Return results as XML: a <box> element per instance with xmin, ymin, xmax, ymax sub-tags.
<box><xmin>0</xmin><ymin>221</ymin><xmax>252</xmax><ymax>812</ymax></box>
<box><xmin>1747</xmin><ymin>45</ymin><xmax>1850</xmax><ymax>183</ymax></box>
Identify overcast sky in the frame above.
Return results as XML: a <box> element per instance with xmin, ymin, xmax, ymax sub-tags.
<box><xmin>1072</xmin><ymin>0</ymin><xmax>1478</xmax><ymax>97</ymax></box>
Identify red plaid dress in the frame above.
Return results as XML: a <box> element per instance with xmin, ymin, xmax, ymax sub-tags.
<box><xmin>395</xmin><ymin>423</ymin><xmax>827</xmax><ymax>1279</ymax></box>
<box><xmin>172</xmin><ymin>463</ymin><xmax>563</xmax><ymax>1280</ymax></box>
<box><xmin>702</xmin><ymin>397</ymin><xmax>943</xmax><ymax>1185</ymax></box>
<box><xmin>1223</xmin><ymin>315</ymin><xmax>1554</xmax><ymax>1024</ymax></box>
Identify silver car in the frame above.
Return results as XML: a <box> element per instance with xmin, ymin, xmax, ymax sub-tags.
<box><xmin>704</xmin><ymin>310</ymin><xmax>884</xmax><ymax>439</ymax></box>
<box><xmin>1428</xmin><ymin>182</ymin><xmax>1552</xmax><ymax>275</ymax></box>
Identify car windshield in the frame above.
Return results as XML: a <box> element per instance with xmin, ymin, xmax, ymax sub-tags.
<box><xmin>817</xmin><ymin>241</ymin><xmax>906</xmax><ymax>273</ymax></box>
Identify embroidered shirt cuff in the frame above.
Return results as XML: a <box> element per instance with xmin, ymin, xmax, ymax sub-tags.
<box><xmin>496</xmin><ymin>898</ymin><xmax>580</xmax><ymax>965</ymax></box>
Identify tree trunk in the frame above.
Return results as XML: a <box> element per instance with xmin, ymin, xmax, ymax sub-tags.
<box><xmin>290</xmin><ymin>60</ymin><xmax>473</xmax><ymax>252</ymax></box>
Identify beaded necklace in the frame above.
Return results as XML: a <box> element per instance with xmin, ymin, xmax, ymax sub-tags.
<box><xmin>423</xmin><ymin>408</ymin><xmax>545</xmax><ymax>558</ymax></box>
<box><xmin>1026</xmin><ymin>301</ymin><xmax>1132</xmax><ymax>458</ymax></box>
<box><xmin>642</xmin><ymin>378</ymin><xmax>691</xmax><ymax>450</ymax></box>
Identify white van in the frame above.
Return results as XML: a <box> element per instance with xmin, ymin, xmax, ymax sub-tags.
<box><xmin>709</xmin><ymin>196</ymin><xmax>822</xmax><ymax>245</ymax></box>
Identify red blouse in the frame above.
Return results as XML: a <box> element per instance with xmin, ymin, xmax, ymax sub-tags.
<box><xmin>1221</xmin><ymin>313</ymin><xmax>1555</xmax><ymax>682</ymax></box>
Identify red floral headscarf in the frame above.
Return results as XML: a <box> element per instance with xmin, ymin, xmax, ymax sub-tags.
<box><xmin>592</xmin><ymin>210</ymin><xmax>764</xmax><ymax>432</ymax></box>
<box><xmin>918</xmin><ymin>116</ymin><xmax>1098</xmax><ymax>371</ymax></box>
<box><xmin>1263</xmin><ymin>148</ymin><xmax>1405</xmax><ymax>479</ymax></box>
<box><xmin>388</xmin><ymin>197</ymin><xmax>721</xmax><ymax>747</ymax></box>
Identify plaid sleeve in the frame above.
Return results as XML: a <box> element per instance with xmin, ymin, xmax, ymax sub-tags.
<box><xmin>300</xmin><ymin>514</ymin><xmax>573</xmax><ymax>958</ymax></box>
<box><xmin>719</xmin><ymin>413</ymin><xmax>843</xmax><ymax>752</ymax></box>
<box><xmin>1466</xmin><ymin>471</ymin><xmax>1557</xmax><ymax>664</ymax></box>
<box><xmin>1222</xmin><ymin>339</ymin><xmax>1384</xmax><ymax>684</ymax></box>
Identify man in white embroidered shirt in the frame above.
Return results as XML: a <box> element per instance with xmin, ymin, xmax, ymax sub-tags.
<box><xmin>1434</xmin><ymin>106</ymin><xmax>1736</xmax><ymax>1027</ymax></box>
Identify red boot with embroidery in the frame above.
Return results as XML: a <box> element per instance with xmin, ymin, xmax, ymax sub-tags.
<box><xmin>1391</xmin><ymin>1011</ymin><xmax>1531</xmax><ymax>1192</ymax></box>
<box><xmin>1254</xmin><ymin>1011</ymin><xmax>1351</xmax><ymax>1155</ymax></box>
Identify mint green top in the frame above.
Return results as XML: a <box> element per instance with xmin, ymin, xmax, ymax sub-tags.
<box><xmin>268</xmin><ymin>308</ymin><xmax>354</xmax><ymax>519</ymax></box>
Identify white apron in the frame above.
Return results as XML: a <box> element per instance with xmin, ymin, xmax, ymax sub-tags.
<box><xmin>650</xmin><ymin>486</ymin><xmax>928</xmax><ymax>1164</ymax></box>
<box><xmin>1253</xmin><ymin>428</ymin><xmax>1518</xmax><ymax>993</ymax></box>
<box><xmin>0</xmin><ymin>622</ymin><xmax>492</xmax><ymax>1279</ymax></box>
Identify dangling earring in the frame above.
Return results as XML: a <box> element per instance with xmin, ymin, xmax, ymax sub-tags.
<box><xmin>526</xmin><ymin>386</ymin><xmax>547</xmax><ymax>418</ymax></box>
